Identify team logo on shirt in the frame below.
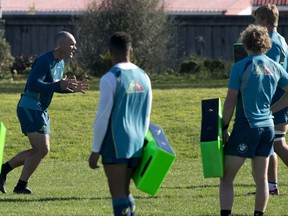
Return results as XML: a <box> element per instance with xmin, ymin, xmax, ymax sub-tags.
<box><xmin>237</xmin><ymin>143</ymin><xmax>248</xmax><ymax>153</ymax></box>
<box><xmin>126</xmin><ymin>80</ymin><xmax>144</xmax><ymax>93</ymax></box>
<box><xmin>254</xmin><ymin>64</ymin><xmax>272</xmax><ymax>76</ymax></box>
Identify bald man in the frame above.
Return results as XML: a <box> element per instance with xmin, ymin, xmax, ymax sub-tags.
<box><xmin>0</xmin><ymin>31</ymin><xmax>88</xmax><ymax>194</ymax></box>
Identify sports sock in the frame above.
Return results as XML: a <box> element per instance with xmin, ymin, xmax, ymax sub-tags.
<box><xmin>128</xmin><ymin>194</ymin><xmax>136</xmax><ymax>216</ymax></box>
<box><xmin>15</xmin><ymin>179</ymin><xmax>28</xmax><ymax>189</ymax></box>
<box><xmin>254</xmin><ymin>210</ymin><xmax>264</xmax><ymax>216</ymax></box>
<box><xmin>268</xmin><ymin>182</ymin><xmax>277</xmax><ymax>191</ymax></box>
<box><xmin>221</xmin><ymin>210</ymin><xmax>232</xmax><ymax>216</ymax></box>
<box><xmin>112</xmin><ymin>197</ymin><xmax>130</xmax><ymax>216</ymax></box>
<box><xmin>1</xmin><ymin>162</ymin><xmax>13</xmax><ymax>175</ymax></box>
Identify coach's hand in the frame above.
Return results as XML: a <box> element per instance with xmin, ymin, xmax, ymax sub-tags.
<box><xmin>89</xmin><ymin>152</ymin><xmax>100</xmax><ymax>169</ymax></box>
<box><xmin>60</xmin><ymin>75</ymin><xmax>77</xmax><ymax>92</ymax></box>
<box><xmin>70</xmin><ymin>75</ymin><xmax>90</xmax><ymax>94</ymax></box>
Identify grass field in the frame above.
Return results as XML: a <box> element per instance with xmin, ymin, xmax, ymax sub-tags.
<box><xmin>0</xmin><ymin>77</ymin><xmax>288</xmax><ymax>216</ymax></box>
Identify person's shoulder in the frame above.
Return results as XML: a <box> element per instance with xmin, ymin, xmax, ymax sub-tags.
<box><xmin>34</xmin><ymin>51</ymin><xmax>54</xmax><ymax>64</ymax></box>
<box><xmin>113</xmin><ymin>62</ymin><xmax>138</xmax><ymax>69</ymax></box>
<box><xmin>271</xmin><ymin>32</ymin><xmax>286</xmax><ymax>46</ymax></box>
<box><xmin>100</xmin><ymin>71</ymin><xmax>116</xmax><ymax>83</ymax></box>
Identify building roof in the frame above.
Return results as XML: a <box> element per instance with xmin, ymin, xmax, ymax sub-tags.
<box><xmin>252</xmin><ymin>0</ymin><xmax>288</xmax><ymax>13</ymax></box>
<box><xmin>0</xmin><ymin>0</ymin><xmax>255</xmax><ymax>16</ymax></box>
<box><xmin>164</xmin><ymin>0</ymin><xmax>252</xmax><ymax>15</ymax></box>
<box><xmin>1</xmin><ymin>0</ymin><xmax>98</xmax><ymax>15</ymax></box>
<box><xmin>253</xmin><ymin>0</ymin><xmax>288</xmax><ymax>6</ymax></box>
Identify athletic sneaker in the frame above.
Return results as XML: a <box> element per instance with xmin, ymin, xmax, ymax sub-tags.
<box><xmin>269</xmin><ymin>188</ymin><xmax>280</xmax><ymax>195</ymax></box>
<box><xmin>13</xmin><ymin>187</ymin><xmax>32</xmax><ymax>194</ymax></box>
<box><xmin>0</xmin><ymin>174</ymin><xmax>7</xmax><ymax>194</ymax></box>
<box><xmin>247</xmin><ymin>188</ymin><xmax>280</xmax><ymax>196</ymax></box>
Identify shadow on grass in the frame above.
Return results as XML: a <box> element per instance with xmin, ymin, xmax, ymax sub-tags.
<box><xmin>162</xmin><ymin>183</ymin><xmax>264</xmax><ymax>190</ymax></box>
<box><xmin>0</xmin><ymin>195</ymin><xmax>159</xmax><ymax>203</ymax></box>
<box><xmin>0</xmin><ymin>196</ymin><xmax>110</xmax><ymax>202</ymax></box>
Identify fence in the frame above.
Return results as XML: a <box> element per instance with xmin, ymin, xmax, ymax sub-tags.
<box><xmin>3</xmin><ymin>14</ymin><xmax>288</xmax><ymax>61</ymax></box>
<box><xmin>176</xmin><ymin>15</ymin><xmax>288</xmax><ymax>60</ymax></box>
<box><xmin>4</xmin><ymin>15</ymin><xmax>75</xmax><ymax>56</ymax></box>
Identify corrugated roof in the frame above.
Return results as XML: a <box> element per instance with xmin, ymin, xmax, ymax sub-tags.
<box><xmin>1</xmin><ymin>0</ymin><xmax>253</xmax><ymax>15</ymax></box>
<box><xmin>253</xmin><ymin>0</ymin><xmax>288</xmax><ymax>6</ymax></box>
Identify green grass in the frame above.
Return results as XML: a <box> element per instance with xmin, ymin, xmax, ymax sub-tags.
<box><xmin>0</xmin><ymin>77</ymin><xmax>288</xmax><ymax>215</ymax></box>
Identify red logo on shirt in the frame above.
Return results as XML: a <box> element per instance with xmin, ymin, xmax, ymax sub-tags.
<box><xmin>136</xmin><ymin>82</ymin><xmax>144</xmax><ymax>92</ymax></box>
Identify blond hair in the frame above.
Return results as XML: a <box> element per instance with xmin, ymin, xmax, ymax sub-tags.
<box><xmin>254</xmin><ymin>4</ymin><xmax>279</xmax><ymax>27</ymax></box>
<box><xmin>241</xmin><ymin>24</ymin><xmax>272</xmax><ymax>54</ymax></box>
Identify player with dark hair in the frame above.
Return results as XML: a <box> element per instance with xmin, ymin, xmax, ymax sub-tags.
<box><xmin>89</xmin><ymin>31</ymin><xmax>152</xmax><ymax>216</ymax></box>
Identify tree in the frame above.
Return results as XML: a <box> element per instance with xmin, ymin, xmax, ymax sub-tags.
<box><xmin>75</xmin><ymin>0</ymin><xmax>177</xmax><ymax>76</ymax></box>
<box><xmin>0</xmin><ymin>31</ymin><xmax>14</xmax><ymax>79</ymax></box>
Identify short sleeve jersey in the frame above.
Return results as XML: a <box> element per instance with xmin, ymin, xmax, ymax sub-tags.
<box><xmin>228</xmin><ymin>54</ymin><xmax>288</xmax><ymax>128</ymax></box>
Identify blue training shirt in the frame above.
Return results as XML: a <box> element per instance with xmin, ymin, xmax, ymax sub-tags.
<box><xmin>267</xmin><ymin>32</ymin><xmax>288</xmax><ymax>106</ymax></box>
<box><xmin>229</xmin><ymin>54</ymin><xmax>288</xmax><ymax>128</ymax></box>
<box><xmin>18</xmin><ymin>51</ymin><xmax>65</xmax><ymax>111</ymax></box>
<box><xmin>109</xmin><ymin>65</ymin><xmax>151</xmax><ymax>158</ymax></box>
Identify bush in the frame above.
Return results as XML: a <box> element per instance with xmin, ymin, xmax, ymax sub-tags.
<box><xmin>75</xmin><ymin>0</ymin><xmax>178</xmax><ymax>76</ymax></box>
<box><xmin>12</xmin><ymin>55</ymin><xmax>35</xmax><ymax>75</ymax></box>
<box><xmin>179</xmin><ymin>55</ymin><xmax>231</xmax><ymax>79</ymax></box>
<box><xmin>64</xmin><ymin>59</ymin><xmax>89</xmax><ymax>80</ymax></box>
<box><xmin>0</xmin><ymin>31</ymin><xmax>14</xmax><ymax>79</ymax></box>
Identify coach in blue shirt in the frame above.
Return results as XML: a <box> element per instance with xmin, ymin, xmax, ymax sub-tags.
<box><xmin>0</xmin><ymin>31</ymin><xmax>88</xmax><ymax>194</ymax></box>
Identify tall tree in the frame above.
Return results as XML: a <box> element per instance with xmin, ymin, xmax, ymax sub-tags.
<box><xmin>75</xmin><ymin>0</ymin><xmax>177</xmax><ymax>76</ymax></box>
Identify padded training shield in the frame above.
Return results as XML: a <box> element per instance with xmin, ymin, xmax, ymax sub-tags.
<box><xmin>200</xmin><ymin>98</ymin><xmax>224</xmax><ymax>178</ymax></box>
<box><xmin>0</xmin><ymin>122</ymin><xmax>6</xmax><ymax>174</ymax></box>
<box><xmin>133</xmin><ymin>124</ymin><xmax>176</xmax><ymax>196</ymax></box>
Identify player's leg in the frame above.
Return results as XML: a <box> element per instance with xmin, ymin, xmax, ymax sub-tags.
<box><xmin>13</xmin><ymin>132</ymin><xmax>50</xmax><ymax>194</ymax></box>
<box><xmin>268</xmin><ymin>124</ymin><xmax>288</xmax><ymax>195</ymax></box>
<box><xmin>267</xmin><ymin>152</ymin><xmax>278</xmax><ymax>194</ymax></box>
<box><xmin>220</xmin><ymin>155</ymin><xmax>246</xmax><ymax>215</ymax></box>
<box><xmin>273</xmin><ymin>124</ymin><xmax>288</xmax><ymax>165</ymax></box>
<box><xmin>126</xmin><ymin>158</ymin><xmax>140</xmax><ymax>216</ymax></box>
<box><xmin>104</xmin><ymin>163</ymin><xmax>131</xmax><ymax>216</ymax></box>
<box><xmin>252</xmin><ymin>156</ymin><xmax>269</xmax><ymax>214</ymax></box>
<box><xmin>13</xmin><ymin>108</ymin><xmax>51</xmax><ymax>194</ymax></box>
<box><xmin>0</xmin><ymin>149</ymin><xmax>34</xmax><ymax>193</ymax></box>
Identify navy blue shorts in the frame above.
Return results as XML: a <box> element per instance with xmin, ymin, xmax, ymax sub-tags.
<box><xmin>100</xmin><ymin>136</ymin><xmax>141</xmax><ymax>168</ymax></box>
<box><xmin>101</xmin><ymin>156</ymin><xmax>141</xmax><ymax>168</ymax></box>
<box><xmin>272</xmin><ymin>88</ymin><xmax>288</xmax><ymax>125</ymax></box>
<box><xmin>273</xmin><ymin>108</ymin><xmax>288</xmax><ymax>125</ymax></box>
<box><xmin>17</xmin><ymin>106</ymin><xmax>50</xmax><ymax>135</ymax></box>
<box><xmin>100</xmin><ymin>122</ymin><xmax>141</xmax><ymax>168</ymax></box>
<box><xmin>224</xmin><ymin>124</ymin><xmax>274</xmax><ymax>158</ymax></box>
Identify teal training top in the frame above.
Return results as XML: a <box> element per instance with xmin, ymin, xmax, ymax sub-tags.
<box><xmin>110</xmin><ymin>65</ymin><xmax>151</xmax><ymax>158</ymax></box>
<box><xmin>228</xmin><ymin>54</ymin><xmax>288</xmax><ymax>128</ymax></box>
<box><xmin>18</xmin><ymin>51</ymin><xmax>65</xmax><ymax>111</ymax></box>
